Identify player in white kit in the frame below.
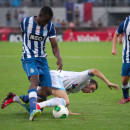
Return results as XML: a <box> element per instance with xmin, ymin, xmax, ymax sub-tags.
<box><xmin>1</xmin><ymin>68</ymin><xmax>119</xmax><ymax>114</ymax></box>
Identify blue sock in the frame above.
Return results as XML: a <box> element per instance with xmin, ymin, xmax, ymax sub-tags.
<box><xmin>20</xmin><ymin>95</ymin><xmax>29</xmax><ymax>103</ymax></box>
<box><xmin>28</xmin><ymin>89</ymin><xmax>37</xmax><ymax>114</ymax></box>
<box><xmin>122</xmin><ymin>88</ymin><xmax>129</xmax><ymax>99</ymax></box>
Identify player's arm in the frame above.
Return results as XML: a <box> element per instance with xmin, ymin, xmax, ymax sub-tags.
<box><xmin>50</xmin><ymin>37</ymin><xmax>63</xmax><ymax>71</ymax></box>
<box><xmin>67</xmin><ymin>107</ymin><xmax>81</xmax><ymax>115</ymax></box>
<box><xmin>89</xmin><ymin>69</ymin><xmax>120</xmax><ymax>90</ymax></box>
<box><xmin>118</xmin><ymin>34</ymin><xmax>123</xmax><ymax>44</ymax></box>
<box><xmin>112</xmin><ymin>32</ymin><xmax>119</xmax><ymax>55</ymax></box>
<box><xmin>112</xmin><ymin>21</ymin><xmax>124</xmax><ymax>55</ymax></box>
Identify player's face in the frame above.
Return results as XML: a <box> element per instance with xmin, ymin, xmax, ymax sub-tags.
<box><xmin>82</xmin><ymin>82</ymin><xmax>97</xmax><ymax>93</ymax></box>
<box><xmin>38</xmin><ymin>14</ymin><xmax>52</xmax><ymax>27</ymax></box>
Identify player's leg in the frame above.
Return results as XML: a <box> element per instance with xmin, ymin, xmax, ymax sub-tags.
<box><xmin>121</xmin><ymin>76</ymin><xmax>129</xmax><ymax>99</ymax></box>
<box><xmin>1</xmin><ymin>92</ymin><xmax>19</xmax><ymax>109</ymax></box>
<box><xmin>119</xmin><ymin>63</ymin><xmax>130</xmax><ymax>104</ymax></box>
<box><xmin>28</xmin><ymin>77</ymin><xmax>41</xmax><ymax>121</ymax></box>
<box><xmin>51</xmin><ymin>88</ymin><xmax>69</xmax><ymax>106</ymax></box>
<box><xmin>22</xmin><ymin>59</ymin><xmax>41</xmax><ymax>121</ymax></box>
<box><xmin>37</xmin><ymin>68</ymin><xmax>69</xmax><ymax>109</ymax></box>
<box><xmin>1</xmin><ymin>92</ymin><xmax>31</xmax><ymax>112</ymax></box>
<box><xmin>37</xmin><ymin>88</ymin><xmax>69</xmax><ymax>109</ymax></box>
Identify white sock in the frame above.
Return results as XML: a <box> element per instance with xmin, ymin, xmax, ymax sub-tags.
<box><xmin>13</xmin><ymin>96</ymin><xmax>25</xmax><ymax>106</ymax></box>
<box><xmin>37</xmin><ymin>97</ymin><xmax>66</xmax><ymax>109</ymax></box>
<box><xmin>122</xmin><ymin>83</ymin><xmax>129</xmax><ymax>89</ymax></box>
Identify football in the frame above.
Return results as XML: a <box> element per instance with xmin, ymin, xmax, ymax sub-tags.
<box><xmin>53</xmin><ymin>105</ymin><xmax>69</xmax><ymax>118</ymax></box>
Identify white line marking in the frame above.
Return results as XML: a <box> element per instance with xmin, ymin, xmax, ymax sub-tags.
<box><xmin>0</xmin><ymin>55</ymin><xmax>121</xmax><ymax>59</ymax></box>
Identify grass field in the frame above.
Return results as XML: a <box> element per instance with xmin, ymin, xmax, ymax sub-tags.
<box><xmin>0</xmin><ymin>41</ymin><xmax>130</xmax><ymax>130</ymax></box>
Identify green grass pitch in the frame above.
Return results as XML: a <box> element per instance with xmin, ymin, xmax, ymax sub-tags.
<box><xmin>0</xmin><ymin>41</ymin><xmax>130</xmax><ymax>130</ymax></box>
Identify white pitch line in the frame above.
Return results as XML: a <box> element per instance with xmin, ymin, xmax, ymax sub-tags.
<box><xmin>0</xmin><ymin>55</ymin><xmax>121</xmax><ymax>59</ymax></box>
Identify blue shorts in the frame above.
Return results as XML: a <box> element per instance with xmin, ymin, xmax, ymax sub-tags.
<box><xmin>121</xmin><ymin>63</ymin><xmax>130</xmax><ymax>76</ymax></box>
<box><xmin>21</xmin><ymin>57</ymin><xmax>52</xmax><ymax>87</ymax></box>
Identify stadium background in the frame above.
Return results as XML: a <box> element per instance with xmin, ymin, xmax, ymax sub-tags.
<box><xmin>0</xmin><ymin>0</ymin><xmax>130</xmax><ymax>42</ymax></box>
<box><xmin>1</xmin><ymin>1</ymin><xmax>130</xmax><ymax>129</ymax></box>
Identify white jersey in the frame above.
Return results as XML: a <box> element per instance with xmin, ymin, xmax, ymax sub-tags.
<box><xmin>116</xmin><ymin>16</ymin><xmax>130</xmax><ymax>63</ymax></box>
<box><xmin>50</xmin><ymin>70</ymin><xmax>93</xmax><ymax>94</ymax></box>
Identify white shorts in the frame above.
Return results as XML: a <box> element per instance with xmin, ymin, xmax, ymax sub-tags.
<box><xmin>50</xmin><ymin>70</ymin><xmax>65</xmax><ymax>90</ymax></box>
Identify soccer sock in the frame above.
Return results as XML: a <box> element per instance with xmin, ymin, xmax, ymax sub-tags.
<box><xmin>37</xmin><ymin>97</ymin><xmax>66</xmax><ymax>109</ymax></box>
<box><xmin>28</xmin><ymin>89</ymin><xmax>37</xmax><ymax>114</ymax></box>
<box><xmin>122</xmin><ymin>83</ymin><xmax>129</xmax><ymax>99</ymax></box>
<box><xmin>20</xmin><ymin>95</ymin><xmax>29</xmax><ymax>103</ymax></box>
<box><xmin>13</xmin><ymin>95</ymin><xmax>25</xmax><ymax>105</ymax></box>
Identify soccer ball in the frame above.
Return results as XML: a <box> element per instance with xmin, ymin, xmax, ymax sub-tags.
<box><xmin>53</xmin><ymin>105</ymin><xmax>69</xmax><ymax>118</ymax></box>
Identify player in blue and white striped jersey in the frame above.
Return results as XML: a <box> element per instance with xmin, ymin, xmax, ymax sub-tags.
<box><xmin>20</xmin><ymin>6</ymin><xmax>63</xmax><ymax>121</ymax></box>
<box><xmin>112</xmin><ymin>16</ymin><xmax>130</xmax><ymax>104</ymax></box>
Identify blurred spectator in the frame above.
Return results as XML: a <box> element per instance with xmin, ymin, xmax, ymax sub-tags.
<box><xmin>6</xmin><ymin>10</ymin><xmax>11</xmax><ymax>26</ymax></box>
<box><xmin>55</xmin><ymin>19</ymin><xmax>62</xmax><ymax>27</ymax></box>
<box><xmin>66</xmin><ymin>2</ymin><xmax>74</xmax><ymax>22</ymax></box>
<box><xmin>13</xmin><ymin>9</ymin><xmax>19</xmax><ymax>26</ymax></box>
<box><xmin>87</xmin><ymin>19</ymin><xmax>95</xmax><ymax>27</ymax></box>
<box><xmin>97</xmin><ymin>19</ymin><xmax>102</xmax><ymax>27</ymax></box>
<box><xmin>61</xmin><ymin>20</ymin><xmax>67</xmax><ymax>27</ymax></box>
<box><xmin>14</xmin><ymin>9</ymin><xmax>18</xmax><ymax>21</ymax></box>
<box><xmin>18</xmin><ymin>10</ymin><xmax>25</xmax><ymax>23</ymax></box>
<box><xmin>74</xmin><ymin>6</ymin><xmax>80</xmax><ymax>26</ymax></box>
<box><xmin>68</xmin><ymin>21</ymin><xmax>75</xmax><ymax>31</ymax></box>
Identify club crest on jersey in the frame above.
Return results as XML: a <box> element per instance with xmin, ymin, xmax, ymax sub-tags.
<box><xmin>43</xmin><ymin>27</ymin><xmax>48</xmax><ymax>36</ymax></box>
<box><xmin>30</xmin><ymin>68</ymin><xmax>34</xmax><ymax>73</ymax></box>
<box><xmin>36</xmin><ymin>28</ymin><xmax>40</xmax><ymax>33</ymax></box>
<box><xmin>29</xmin><ymin>34</ymin><xmax>44</xmax><ymax>41</ymax></box>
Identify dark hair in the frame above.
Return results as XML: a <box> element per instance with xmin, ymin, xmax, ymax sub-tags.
<box><xmin>40</xmin><ymin>6</ymin><xmax>53</xmax><ymax>18</ymax></box>
<box><xmin>90</xmin><ymin>79</ymin><xmax>98</xmax><ymax>89</ymax></box>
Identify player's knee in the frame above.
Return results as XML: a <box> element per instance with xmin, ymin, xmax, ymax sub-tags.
<box><xmin>30</xmin><ymin>75</ymin><xmax>39</xmax><ymax>86</ymax></box>
<box><xmin>122</xmin><ymin>77</ymin><xmax>129</xmax><ymax>86</ymax></box>
<box><xmin>66</xmin><ymin>100</ymin><xmax>69</xmax><ymax>106</ymax></box>
<box><xmin>64</xmin><ymin>98</ymin><xmax>69</xmax><ymax>106</ymax></box>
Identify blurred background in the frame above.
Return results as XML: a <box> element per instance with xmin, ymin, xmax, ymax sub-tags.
<box><xmin>0</xmin><ymin>0</ymin><xmax>129</xmax><ymax>42</ymax></box>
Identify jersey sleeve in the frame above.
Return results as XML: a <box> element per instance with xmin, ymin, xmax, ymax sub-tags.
<box><xmin>116</xmin><ymin>21</ymin><xmax>124</xmax><ymax>34</ymax></box>
<box><xmin>49</xmin><ymin>24</ymin><xmax>56</xmax><ymax>38</ymax></box>
<box><xmin>20</xmin><ymin>18</ymin><xmax>25</xmax><ymax>32</ymax></box>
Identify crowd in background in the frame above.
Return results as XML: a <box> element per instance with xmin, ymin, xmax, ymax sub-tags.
<box><xmin>5</xmin><ymin>9</ymin><xmax>25</xmax><ymax>27</ymax></box>
<box><xmin>0</xmin><ymin>0</ymin><xmax>130</xmax><ymax>7</ymax></box>
<box><xmin>1</xmin><ymin>0</ymin><xmax>129</xmax><ymax>29</ymax></box>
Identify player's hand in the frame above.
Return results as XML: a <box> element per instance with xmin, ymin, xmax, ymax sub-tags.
<box><xmin>69</xmin><ymin>112</ymin><xmax>81</xmax><ymax>115</ymax></box>
<box><xmin>112</xmin><ymin>49</ymin><xmax>117</xmax><ymax>55</ymax></box>
<box><xmin>67</xmin><ymin>107</ymin><xmax>81</xmax><ymax>115</ymax></box>
<box><xmin>57</xmin><ymin>58</ymin><xmax>63</xmax><ymax>71</ymax></box>
<box><xmin>108</xmin><ymin>83</ymin><xmax>120</xmax><ymax>90</ymax></box>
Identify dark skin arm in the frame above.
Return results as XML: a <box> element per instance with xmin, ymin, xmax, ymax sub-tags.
<box><xmin>49</xmin><ymin>37</ymin><xmax>63</xmax><ymax>71</ymax></box>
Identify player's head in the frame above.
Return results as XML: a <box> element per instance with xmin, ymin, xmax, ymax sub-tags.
<box><xmin>81</xmin><ymin>79</ymin><xmax>98</xmax><ymax>93</ymax></box>
<box><xmin>38</xmin><ymin>6</ymin><xmax>53</xmax><ymax>26</ymax></box>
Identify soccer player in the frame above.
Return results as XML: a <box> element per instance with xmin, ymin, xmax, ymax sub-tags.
<box><xmin>1</xmin><ymin>69</ymin><xmax>120</xmax><ymax>115</ymax></box>
<box><xmin>112</xmin><ymin>16</ymin><xmax>130</xmax><ymax>104</ymax></box>
<box><xmin>20</xmin><ymin>6</ymin><xmax>63</xmax><ymax>121</ymax></box>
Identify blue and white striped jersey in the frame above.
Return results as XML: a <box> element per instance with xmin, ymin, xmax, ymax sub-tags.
<box><xmin>20</xmin><ymin>16</ymin><xmax>56</xmax><ymax>59</ymax></box>
<box><xmin>117</xmin><ymin>16</ymin><xmax>130</xmax><ymax>63</ymax></box>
